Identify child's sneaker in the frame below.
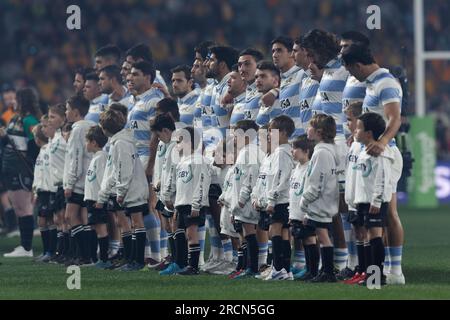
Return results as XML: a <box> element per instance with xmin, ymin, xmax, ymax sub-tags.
<box><xmin>386</xmin><ymin>273</ymin><xmax>405</xmax><ymax>285</ymax></box>
<box><xmin>159</xmin><ymin>262</ymin><xmax>182</xmax><ymax>275</ymax></box>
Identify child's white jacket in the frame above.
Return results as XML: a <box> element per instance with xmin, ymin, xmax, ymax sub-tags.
<box><xmin>33</xmin><ymin>145</ymin><xmax>56</xmax><ymax>193</ymax></box>
<box><xmin>301</xmin><ymin>142</ymin><xmax>340</xmax><ymax>223</ymax></box>
<box><xmin>218</xmin><ymin>165</ymin><xmax>234</xmax><ymax>209</ymax></box>
<box><xmin>251</xmin><ymin>152</ymin><xmax>272</xmax><ymax>209</ymax></box>
<box><xmin>173</xmin><ymin>153</ymin><xmax>212</xmax><ymax>211</ymax></box>
<box><xmin>354</xmin><ymin>148</ymin><xmax>394</xmax><ymax>207</ymax></box>
<box><xmin>49</xmin><ymin>130</ymin><xmax>66</xmax><ymax>187</ymax></box>
<box><xmin>265</xmin><ymin>144</ymin><xmax>294</xmax><ymax>207</ymax></box>
<box><xmin>344</xmin><ymin>140</ymin><xmax>363</xmax><ymax>211</ymax></box>
<box><xmin>288</xmin><ymin>161</ymin><xmax>309</xmax><ymax>221</ymax></box>
<box><xmin>97</xmin><ymin>128</ymin><xmax>148</xmax><ymax>207</ymax></box>
<box><xmin>160</xmin><ymin>140</ymin><xmax>178</xmax><ymax>204</ymax></box>
<box><xmin>63</xmin><ymin>119</ymin><xmax>96</xmax><ymax>194</ymax></box>
<box><xmin>84</xmin><ymin>150</ymin><xmax>107</xmax><ymax>202</ymax></box>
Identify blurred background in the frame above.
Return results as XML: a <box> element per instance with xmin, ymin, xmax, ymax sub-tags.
<box><xmin>0</xmin><ymin>0</ymin><xmax>449</xmax><ymax>205</ymax></box>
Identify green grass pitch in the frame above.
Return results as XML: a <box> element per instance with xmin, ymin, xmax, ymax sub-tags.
<box><xmin>1</xmin><ymin>207</ymin><xmax>449</xmax><ymax>300</ymax></box>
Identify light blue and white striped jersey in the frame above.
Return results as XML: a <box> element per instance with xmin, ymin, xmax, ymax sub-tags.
<box><xmin>279</xmin><ymin>66</ymin><xmax>306</xmax><ymax>137</ymax></box>
<box><xmin>194</xmin><ymin>81</ymin><xmax>216</xmax><ymax>130</ymax></box>
<box><xmin>316</xmin><ymin>58</ymin><xmax>349</xmax><ymax>137</ymax></box>
<box><xmin>107</xmin><ymin>87</ymin><xmax>132</xmax><ymax>106</ymax></box>
<box><xmin>342</xmin><ymin>76</ymin><xmax>367</xmax><ymax>109</ymax></box>
<box><xmin>243</xmin><ymin>82</ymin><xmax>262</xmax><ymax>121</ymax></box>
<box><xmin>126</xmin><ymin>87</ymin><xmax>164</xmax><ymax>157</ymax></box>
<box><xmin>229</xmin><ymin>92</ymin><xmax>247</xmax><ymax>126</ymax></box>
<box><xmin>256</xmin><ymin>98</ymin><xmax>282</xmax><ymax>127</ymax></box>
<box><xmin>363</xmin><ymin>68</ymin><xmax>402</xmax><ymax>145</ymax></box>
<box><xmin>85</xmin><ymin>95</ymin><xmax>107</xmax><ymax>124</ymax></box>
<box><xmin>299</xmin><ymin>73</ymin><xmax>320</xmax><ymax>135</ymax></box>
<box><xmin>178</xmin><ymin>87</ymin><xmax>201</xmax><ymax>126</ymax></box>
<box><xmin>211</xmin><ymin>73</ymin><xmax>232</xmax><ymax>135</ymax></box>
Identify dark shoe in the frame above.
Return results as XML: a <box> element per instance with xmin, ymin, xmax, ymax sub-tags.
<box><xmin>177</xmin><ymin>266</ymin><xmax>200</xmax><ymax>275</ymax></box>
<box><xmin>310</xmin><ymin>271</ymin><xmax>337</xmax><ymax>283</ymax></box>
<box><xmin>336</xmin><ymin>267</ymin><xmax>355</xmax><ymax>281</ymax></box>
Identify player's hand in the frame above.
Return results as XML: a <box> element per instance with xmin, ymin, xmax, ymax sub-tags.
<box><xmin>366</xmin><ymin>140</ymin><xmax>385</xmax><ymax>157</ymax></box>
<box><xmin>165</xmin><ymin>201</ymin><xmax>174</xmax><ymax>211</ymax></box>
<box><xmin>221</xmin><ymin>92</ymin><xmax>234</xmax><ymax>105</ymax></box>
<box><xmin>238</xmin><ymin>201</ymin><xmax>245</xmax><ymax>208</ymax></box>
<box><xmin>95</xmin><ymin>202</ymin><xmax>103</xmax><ymax>209</ymax></box>
<box><xmin>266</xmin><ymin>205</ymin><xmax>274</xmax><ymax>215</ymax></box>
<box><xmin>64</xmin><ymin>189</ymin><xmax>72</xmax><ymax>198</ymax></box>
<box><xmin>261</xmin><ymin>91</ymin><xmax>276</xmax><ymax>107</ymax></box>
<box><xmin>151</xmin><ymin>83</ymin><xmax>171</xmax><ymax>98</ymax></box>
<box><xmin>190</xmin><ymin>210</ymin><xmax>199</xmax><ymax>217</ymax></box>
<box><xmin>117</xmin><ymin>196</ymin><xmax>124</xmax><ymax>205</ymax></box>
<box><xmin>369</xmin><ymin>205</ymin><xmax>380</xmax><ymax>214</ymax></box>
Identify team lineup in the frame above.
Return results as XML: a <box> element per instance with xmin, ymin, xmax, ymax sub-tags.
<box><xmin>2</xmin><ymin>28</ymin><xmax>406</xmax><ymax>287</ymax></box>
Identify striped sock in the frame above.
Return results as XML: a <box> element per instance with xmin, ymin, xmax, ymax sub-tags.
<box><xmin>258</xmin><ymin>241</ymin><xmax>268</xmax><ymax>268</ymax></box>
<box><xmin>160</xmin><ymin>229</ymin><xmax>168</xmax><ymax>259</ymax></box>
<box><xmin>144</xmin><ymin>213</ymin><xmax>161</xmax><ymax>262</ymax></box>
<box><xmin>198</xmin><ymin>225</ymin><xmax>206</xmax><ymax>265</ymax></box>
<box><xmin>221</xmin><ymin>238</ymin><xmax>233</xmax><ymax>262</ymax></box>
<box><xmin>188</xmin><ymin>243</ymin><xmax>201</xmax><ymax>269</ymax></box>
<box><xmin>206</xmin><ymin>214</ymin><xmax>221</xmax><ymax>260</ymax></box>
<box><xmin>389</xmin><ymin>246</ymin><xmax>403</xmax><ymax>276</ymax></box>
<box><xmin>293</xmin><ymin>250</ymin><xmax>306</xmax><ymax>269</ymax></box>
<box><xmin>333</xmin><ymin>248</ymin><xmax>348</xmax><ymax>271</ymax></box>
<box><xmin>384</xmin><ymin>246</ymin><xmax>391</xmax><ymax>274</ymax></box>
<box><xmin>341</xmin><ymin>213</ymin><xmax>358</xmax><ymax>270</ymax></box>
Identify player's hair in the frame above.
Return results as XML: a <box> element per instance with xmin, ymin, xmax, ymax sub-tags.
<box><xmin>99</xmin><ymin>65</ymin><xmax>122</xmax><ymax>82</ymax></box>
<box><xmin>33</xmin><ymin>124</ymin><xmax>48</xmax><ymax>144</ymax></box>
<box><xmin>194</xmin><ymin>41</ymin><xmax>216</xmax><ymax>60</ymax></box>
<box><xmin>292</xmin><ymin>134</ymin><xmax>315</xmax><ymax>159</ymax></box>
<box><xmin>16</xmin><ymin>87</ymin><xmax>42</xmax><ymax>118</ymax></box>
<box><xmin>231</xmin><ymin>64</ymin><xmax>239</xmax><ymax>72</ymax></box>
<box><xmin>234</xmin><ymin>119</ymin><xmax>259</xmax><ymax>132</ymax></box>
<box><xmin>271</xmin><ymin>36</ymin><xmax>294</xmax><ymax>52</ymax></box>
<box><xmin>209</xmin><ymin>46</ymin><xmax>239</xmax><ymax>71</ymax></box>
<box><xmin>62</xmin><ymin>122</ymin><xmax>72</xmax><ymax>134</ymax></box>
<box><xmin>99</xmin><ymin>109</ymin><xmax>126</xmax><ymax>135</ymax></box>
<box><xmin>126</xmin><ymin>44</ymin><xmax>153</xmax><ymax>64</ymax></box>
<box><xmin>109</xmin><ymin>103</ymin><xmax>128</xmax><ymax>118</ymax></box>
<box><xmin>302</xmin><ymin>29</ymin><xmax>341</xmax><ymax>63</ymax></box>
<box><xmin>132</xmin><ymin>61</ymin><xmax>156</xmax><ymax>84</ymax></box>
<box><xmin>171</xmin><ymin>64</ymin><xmax>192</xmax><ymax>81</ymax></box>
<box><xmin>66</xmin><ymin>95</ymin><xmax>90</xmax><ymax>117</ymax></box>
<box><xmin>239</xmin><ymin>48</ymin><xmax>264</xmax><ymax>62</ymax></box>
<box><xmin>156</xmin><ymin>98</ymin><xmax>180</xmax><ymax>122</ymax></box>
<box><xmin>150</xmin><ymin>113</ymin><xmax>176</xmax><ymax>132</ymax></box>
<box><xmin>341</xmin><ymin>31</ymin><xmax>370</xmax><ymax>47</ymax></box>
<box><xmin>358</xmin><ymin>112</ymin><xmax>386</xmax><ymax>141</ymax></box>
<box><xmin>309</xmin><ymin>114</ymin><xmax>336</xmax><ymax>143</ymax></box>
<box><xmin>48</xmin><ymin>103</ymin><xmax>66</xmax><ymax>118</ymax></box>
<box><xmin>86</xmin><ymin>125</ymin><xmax>108</xmax><ymax>148</ymax></box>
<box><xmin>269</xmin><ymin>115</ymin><xmax>295</xmax><ymax>138</ymax></box>
<box><xmin>75</xmin><ymin>67</ymin><xmax>95</xmax><ymax>81</ymax></box>
<box><xmin>256</xmin><ymin>60</ymin><xmax>281</xmax><ymax>80</ymax></box>
<box><xmin>345</xmin><ymin>101</ymin><xmax>363</xmax><ymax>118</ymax></box>
<box><xmin>85</xmin><ymin>72</ymin><xmax>100</xmax><ymax>82</ymax></box>
<box><xmin>95</xmin><ymin>44</ymin><xmax>121</xmax><ymax>62</ymax></box>
<box><xmin>341</xmin><ymin>43</ymin><xmax>376</xmax><ymax>66</ymax></box>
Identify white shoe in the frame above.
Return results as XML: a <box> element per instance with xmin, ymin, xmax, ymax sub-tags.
<box><xmin>210</xmin><ymin>261</ymin><xmax>236</xmax><ymax>275</ymax></box>
<box><xmin>33</xmin><ymin>229</ymin><xmax>41</xmax><ymax>236</ymax></box>
<box><xmin>264</xmin><ymin>267</ymin><xmax>289</xmax><ymax>281</ymax></box>
<box><xmin>201</xmin><ymin>259</ymin><xmax>221</xmax><ymax>272</ymax></box>
<box><xmin>6</xmin><ymin>230</ymin><xmax>20</xmax><ymax>238</ymax></box>
<box><xmin>4</xmin><ymin>246</ymin><xmax>33</xmax><ymax>257</ymax></box>
<box><xmin>386</xmin><ymin>273</ymin><xmax>405</xmax><ymax>285</ymax></box>
<box><xmin>286</xmin><ymin>271</ymin><xmax>294</xmax><ymax>281</ymax></box>
<box><xmin>255</xmin><ymin>266</ymin><xmax>272</xmax><ymax>280</ymax></box>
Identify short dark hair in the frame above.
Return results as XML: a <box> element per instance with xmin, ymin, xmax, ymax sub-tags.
<box><xmin>48</xmin><ymin>103</ymin><xmax>66</xmax><ymax>118</ymax></box>
<box><xmin>132</xmin><ymin>61</ymin><xmax>156</xmax><ymax>84</ymax></box>
<box><xmin>231</xmin><ymin>64</ymin><xmax>239</xmax><ymax>72</ymax></box>
<box><xmin>302</xmin><ymin>29</ymin><xmax>340</xmax><ymax>63</ymax></box>
<box><xmin>309</xmin><ymin>114</ymin><xmax>336</xmax><ymax>143</ymax></box>
<box><xmin>209</xmin><ymin>46</ymin><xmax>239</xmax><ymax>71</ymax></box>
<box><xmin>341</xmin><ymin>43</ymin><xmax>376</xmax><ymax>66</ymax></box>
<box><xmin>234</xmin><ymin>119</ymin><xmax>259</xmax><ymax>132</ymax></box>
<box><xmin>292</xmin><ymin>134</ymin><xmax>314</xmax><ymax>159</ymax></box>
<box><xmin>156</xmin><ymin>98</ymin><xmax>180</xmax><ymax>122</ymax></box>
<box><xmin>108</xmin><ymin>103</ymin><xmax>128</xmax><ymax>118</ymax></box>
<box><xmin>269</xmin><ymin>115</ymin><xmax>295</xmax><ymax>138</ymax></box>
<box><xmin>341</xmin><ymin>31</ymin><xmax>370</xmax><ymax>47</ymax></box>
<box><xmin>194</xmin><ymin>41</ymin><xmax>216</xmax><ymax>60</ymax></box>
<box><xmin>239</xmin><ymin>48</ymin><xmax>264</xmax><ymax>62</ymax></box>
<box><xmin>358</xmin><ymin>112</ymin><xmax>386</xmax><ymax>141</ymax></box>
<box><xmin>67</xmin><ymin>95</ymin><xmax>90</xmax><ymax>117</ymax></box>
<box><xmin>62</xmin><ymin>122</ymin><xmax>73</xmax><ymax>134</ymax></box>
<box><xmin>85</xmin><ymin>72</ymin><xmax>99</xmax><ymax>82</ymax></box>
<box><xmin>99</xmin><ymin>65</ymin><xmax>122</xmax><ymax>82</ymax></box>
<box><xmin>95</xmin><ymin>44</ymin><xmax>121</xmax><ymax>62</ymax></box>
<box><xmin>271</xmin><ymin>36</ymin><xmax>294</xmax><ymax>52</ymax></box>
<box><xmin>150</xmin><ymin>114</ymin><xmax>176</xmax><ymax>132</ymax></box>
<box><xmin>99</xmin><ymin>109</ymin><xmax>126</xmax><ymax>135</ymax></box>
<box><xmin>256</xmin><ymin>60</ymin><xmax>281</xmax><ymax>79</ymax></box>
<box><xmin>86</xmin><ymin>125</ymin><xmax>108</xmax><ymax>148</ymax></box>
<box><xmin>33</xmin><ymin>124</ymin><xmax>48</xmax><ymax>144</ymax></box>
<box><xmin>345</xmin><ymin>101</ymin><xmax>363</xmax><ymax>118</ymax></box>
<box><xmin>75</xmin><ymin>67</ymin><xmax>95</xmax><ymax>81</ymax></box>
<box><xmin>171</xmin><ymin>64</ymin><xmax>192</xmax><ymax>80</ymax></box>
<box><xmin>126</xmin><ymin>44</ymin><xmax>153</xmax><ymax>64</ymax></box>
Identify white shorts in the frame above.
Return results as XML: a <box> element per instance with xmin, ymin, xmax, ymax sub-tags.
<box><xmin>388</xmin><ymin>145</ymin><xmax>403</xmax><ymax>193</ymax></box>
<box><xmin>220</xmin><ymin>207</ymin><xmax>239</xmax><ymax>238</ymax></box>
<box><xmin>232</xmin><ymin>204</ymin><xmax>259</xmax><ymax>225</ymax></box>
<box><xmin>335</xmin><ymin>136</ymin><xmax>349</xmax><ymax>193</ymax></box>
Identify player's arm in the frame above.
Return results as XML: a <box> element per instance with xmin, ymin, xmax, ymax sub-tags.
<box><xmin>267</xmin><ymin>152</ymin><xmax>291</xmax><ymax>209</ymax></box>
